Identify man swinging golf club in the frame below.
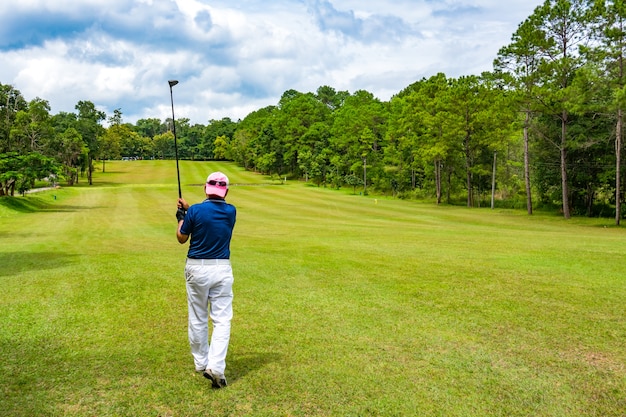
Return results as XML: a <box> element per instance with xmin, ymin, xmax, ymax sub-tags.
<box><xmin>176</xmin><ymin>172</ymin><xmax>236</xmax><ymax>388</ymax></box>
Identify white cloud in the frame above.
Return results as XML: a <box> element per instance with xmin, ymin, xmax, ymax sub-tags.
<box><xmin>0</xmin><ymin>0</ymin><xmax>544</xmax><ymax>124</ymax></box>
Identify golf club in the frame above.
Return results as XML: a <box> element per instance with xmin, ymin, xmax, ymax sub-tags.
<box><xmin>168</xmin><ymin>79</ymin><xmax>182</xmax><ymax>199</ymax></box>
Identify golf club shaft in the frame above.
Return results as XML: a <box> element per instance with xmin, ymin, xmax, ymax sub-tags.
<box><xmin>169</xmin><ymin>82</ymin><xmax>182</xmax><ymax>199</ymax></box>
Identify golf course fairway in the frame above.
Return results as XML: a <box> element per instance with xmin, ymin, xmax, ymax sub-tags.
<box><xmin>1</xmin><ymin>160</ymin><xmax>624</xmax><ymax>416</ymax></box>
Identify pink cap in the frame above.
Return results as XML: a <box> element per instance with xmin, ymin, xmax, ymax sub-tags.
<box><xmin>205</xmin><ymin>172</ymin><xmax>229</xmax><ymax>198</ymax></box>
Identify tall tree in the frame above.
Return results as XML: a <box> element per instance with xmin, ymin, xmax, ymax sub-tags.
<box><xmin>152</xmin><ymin>131</ymin><xmax>174</xmax><ymax>159</ymax></box>
<box><xmin>387</xmin><ymin>74</ymin><xmax>463</xmax><ymax>203</ymax></box>
<box><xmin>0</xmin><ymin>152</ymin><xmax>60</xmax><ymax>196</ymax></box>
<box><xmin>75</xmin><ymin>101</ymin><xmax>105</xmax><ymax>185</ymax></box>
<box><xmin>57</xmin><ymin>128</ymin><xmax>88</xmax><ymax>185</ymax></box>
<box><xmin>316</xmin><ymin>85</ymin><xmax>349</xmax><ymax>110</ymax></box>
<box><xmin>420</xmin><ymin>74</ymin><xmax>464</xmax><ymax>204</ymax></box>
<box><xmin>449</xmin><ymin>75</ymin><xmax>509</xmax><ymax>207</ymax></box>
<box><xmin>273</xmin><ymin>90</ymin><xmax>332</xmax><ymax>176</ymax></box>
<box><xmin>495</xmin><ymin>15</ymin><xmax>548</xmax><ymax>214</ymax></box>
<box><xmin>51</xmin><ymin>111</ymin><xmax>78</xmax><ymax>135</ymax></box>
<box><xmin>589</xmin><ymin>0</ymin><xmax>626</xmax><ymax>224</ymax></box>
<box><xmin>330</xmin><ymin>90</ymin><xmax>387</xmax><ymax>186</ymax></box>
<box><xmin>134</xmin><ymin>118</ymin><xmax>166</xmax><ymax>139</ymax></box>
<box><xmin>202</xmin><ymin>118</ymin><xmax>238</xmax><ymax>160</ymax></box>
<box><xmin>229</xmin><ymin>106</ymin><xmax>276</xmax><ymax>170</ymax></box>
<box><xmin>9</xmin><ymin>98</ymin><xmax>54</xmax><ymax>154</ymax></box>
<box><xmin>213</xmin><ymin>135</ymin><xmax>229</xmax><ymax>160</ymax></box>
<box><xmin>533</xmin><ymin>0</ymin><xmax>593</xmax><ymax>218</ymax></box>
<box><xmin>0</xmin><ymin>84</ymin><xmax>27</xmax><ymax>152</ymax></box>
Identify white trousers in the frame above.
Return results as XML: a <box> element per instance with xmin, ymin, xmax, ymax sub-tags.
<box><xmin>185</xmin><ymin>259</ymin><xmax>234</xmax><ymax>374</ymax></box>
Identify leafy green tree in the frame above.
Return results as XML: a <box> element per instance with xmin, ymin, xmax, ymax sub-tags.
<box><xmin>57</xmin><ymin>128</ymin><xmax>88</xmax><ymax>185</ymax></box>
<box><xmin>101</xmin><ymin>126</ymin><xmax>123</xmax><ymax>162</ymax></box>
<box><xmin>387</xmin><ymin>74</ymin><xmax>463</xmax><ymax>203</ymax></box>
<box><xmin>102</xmin><ymin>108</ymin><xmax>150</xmax><ymax>162</ymax></box>
<box><xmin>183</xmin><ymin>123</ymin><xmax>206</xmax><ymax>160</ymax></box>
<box><xmin>152</xmin><ymin>131</ymin><xmax>174</xmax><ymax>159</ymax></box>
<box><xmin>0</xmin><ymin>84</ymin><xmax>28</xmax><ymax>152</ymax></box>
<box><xmin>138</xmin><ymin>136</ymin><xmax>154</xmax><ymax>159</ymax></box>
<box><xmin>256</xmin><ymin>152</ymin><xmax>277</xmax><ymax>175</ymax></box>
<box><xmin>587</xmin><ymin>0</ymin><xmax>626</xmax><ymax>223</ymax></box>
<box><xmin>254</xmin><ymin>124</ymin><xmax>282</xmax><ymax>175</ymax></box>
<box><xmin>330</xmin><ymin>90</ymin><xmax>387</xmax><ymax>186</ymax></box>
<box><xmin>51</xmin><ymin>111</ymin><xmax>78</xmax><ymax>135</ymax></box>
<box><xmin>229</xmin><ymin>129</ymin><xmax>255</xmax><ymax>169</ymax></box>
<box><xmin>343</xmin><ymin>173</ymin><xmax>363</xmax><ymax>194</ymax></box>
<box><xmin>9</xmin><ymin>98</ymin><xmax>54</xmax><ymax>154</ymax></box>
<box><xmin>466</xmin><ymin>74</ymin><xmax>519</xmax><ymax>207</ymax></box>
<box><xmin>202</xmin><ymin>118</ymin><xmax>238</xmax><ymax>160</ymax></box>
<box><xmin>273</xmin><ymin>90</ymin><xmax>332</xmax><ymax>176</ymax></box>
<box><xmin>108</xmin><ymin>108</ymin><xmax>123</xmax><ymax>126</ymax></box>
<box><xmin>408</xmin><ymin>77</ymin><xmax>454</xmax><ymax>204</ymax></box>
<box><xmin>316</xmin><ymin>85</ymin><xmax>349</xmax><ymax>110</ymax></box>
<box><xmin>75</xmin><ymin>101</ymin><xmax>106</xmax><ymax>185</ymax></box>
<box><xmin>229</xmin><ymin>106</ymin><xmax>277</xmax><ymax>170</ymax></box>
<box><xmin>134</xmin><ymin>118</ymin><xmax>165</xmax><ymax>139</ymax></box>
<box><xmin>0</xmin><ymin>152</ymin><xmax>60</xmax><ymax>196</ymax></box>
<box><xmin>167</xmin><ymin>117</ymin><xmax>191</xmax><ymax>159</ymax></box>
<box><xmin>298</xmin><ymin>149</ymin><xmax>315</xmax><ymax>182</ymax></box>
<box><xmin>495</xmin><ymin>15</ymin><xmax>548</xmax><ymax>214</ymax></box>
<box><xmin>480</xmin><ymin>73</ymin><xmax>522</xmax><ymax>203</ymax></box>
<box><xmin>213</xmin><ymin>135</ymin><xmax>229</xmax><ymax>160</ymax></box>
<box><xmin>299</xmin><ymin>121</ymin><xmax>332</xmax><ymax>185</ymax></box>
<box><xmin>326</xmin><ymin>155</ymin><xmax>344</xmax><ymax>189</ymax></box>
<box><xmin>532</xmin><ymin>0</ymin><xmax>593</xmax><ymax>218</ymax></box>
<box><xmin>568</xmin><ymin>114</ymin><xmax>615</xmax><ymax>216</ymax></box>
<box><xmin>448</xmin><ymin>76</ymin><xmax>488</xmax><ymax>206</ymax></box>
<box><xmin>118</xmin><ymin>128</ymin><xmax>145</xmax><ymax>159</ymax></box>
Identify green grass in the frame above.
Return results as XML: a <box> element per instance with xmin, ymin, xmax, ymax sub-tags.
<box><xmin>1</xmin><ymin>160</ymin><xmax>625</xmax><ymax>416</ymax></box>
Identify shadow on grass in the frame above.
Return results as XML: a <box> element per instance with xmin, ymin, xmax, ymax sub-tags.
<box><xmin>228</xmin><ymin>351</ymin><xmax>282</xmax><ymax>383</ymax></box>
<box><xmin>0</xmin><ymin>196</ymin><xmax>86</xmax><ymax>213</ymax></box>
<box><xmin>0</xmin><ymin>251</ymin><xmax>79</xmax><ymax>277</ymax></box>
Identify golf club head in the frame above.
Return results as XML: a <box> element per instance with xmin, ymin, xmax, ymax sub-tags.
<box><xmin>168</xmin><ymin>80</ymin><xmax>179</xmax><ymax>87</ymax></box>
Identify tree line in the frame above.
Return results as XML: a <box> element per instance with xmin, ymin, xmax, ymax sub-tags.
<box><xmin>1</xmin><ymin>0</ymin><xmax>625</xmax><ymax>223</ymax></box>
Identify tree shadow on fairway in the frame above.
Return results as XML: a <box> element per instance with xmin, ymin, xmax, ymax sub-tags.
<box><xmin>0</xmin><ymin>196</ymin><xmax>86</xmax><ymax>213</ymax></box>
<box><xmin>228</xmin><ymin>351</ymin><xmax>282</xmax><ymax>384</ymax></box>
<box><xmin>0</xmin><ymin>251</ymin><xmax>79</xmax><ymax>278</ymax></box>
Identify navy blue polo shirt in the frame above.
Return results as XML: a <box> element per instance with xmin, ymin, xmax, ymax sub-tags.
<box><xmin>180</xmin><ymin>198</ymin><xmax>236</xmax><ymax>259</ymax></box>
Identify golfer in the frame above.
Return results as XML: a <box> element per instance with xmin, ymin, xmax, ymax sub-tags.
<box><xmin>176</xmin><ymin>171</ymin><xmax>236</xmax><ymax>389</ymax></box>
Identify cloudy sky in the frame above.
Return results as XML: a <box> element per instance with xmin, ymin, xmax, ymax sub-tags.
<box><xmin>1</xmin><ymin>0</ymin><xmax>543</xmax><ymax>125</ymax></box>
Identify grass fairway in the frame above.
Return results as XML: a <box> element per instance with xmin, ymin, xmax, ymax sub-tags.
<box><xmin>1</xmin><ymin>160</ymin><xmax>625</xmax><ymax>416</ymax></box>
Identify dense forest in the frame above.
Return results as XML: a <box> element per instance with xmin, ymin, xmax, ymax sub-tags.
<box><xmin>2</xmin><ymin>0</ymin><xmax>626</xmax><ymax>223</ymax></box>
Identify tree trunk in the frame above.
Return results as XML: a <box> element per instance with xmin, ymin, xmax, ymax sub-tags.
<box><xmin>491</xmin><ymin>152</ymin><xmax>496</xmax><ymax>210</ymax></box>
<box><xmin>435</xmin><ymin>159</ymin><xmax>442</xmax><ymax>205</ymax></box>
<box><xmin>524</xmin><ymin>111</ymin><xmax>533</xmax><ymax>215</ymax></box>
<box><xmin>465</xmin><ymin>134</ymin><xmax>472</xmax><ymax>208</ymax></box>
<box><xmin>616</xmin><ymin>108</ymin><xmax>623</xmax><ymax>226</ymax></box>
<box><xmin>88</xmin><ymin>157</ymin><xmax>93</xmax><ymax>185</ymax></box>
<box><xmin>446</xmin><ymin>166</ymin><xmax>452</xmax><ymax>204</ymax></box>
<box><xmin>561</xmin><ymin>111</ymin><xmax>571</xmax><ymax>219</ymax></box>
<box><xmin>586</xmin><ymin>184</ymin><xmax>594</xmax><ymax>217</ymax></box>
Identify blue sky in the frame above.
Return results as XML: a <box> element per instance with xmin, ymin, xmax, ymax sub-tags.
<box><xmin>0</xmin><ymin>0</ymin><xmax>543</xmax><ymax>125</ymax></box>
